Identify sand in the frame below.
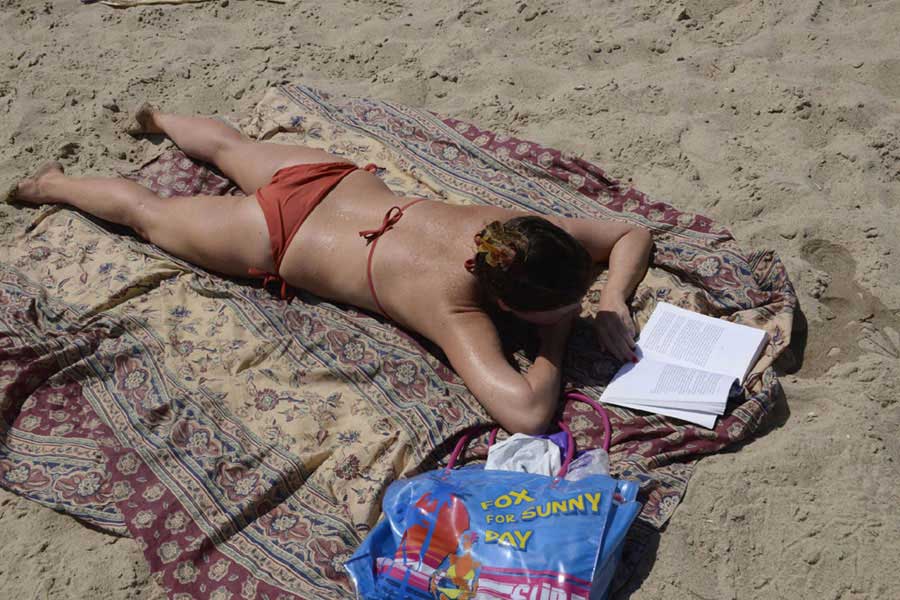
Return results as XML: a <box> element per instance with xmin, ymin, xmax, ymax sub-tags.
<box><xmin>1</xmin><ymin>0</ymin><xmax>899</xmax><ymax>598</ymax></box>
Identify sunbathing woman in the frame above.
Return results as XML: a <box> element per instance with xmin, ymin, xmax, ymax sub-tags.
<box><xmin>11</xmin><ymin>107</ymin><xmax>653</xmax><ymax>434</ymax></box>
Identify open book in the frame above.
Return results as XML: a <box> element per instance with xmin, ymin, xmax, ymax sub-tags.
<box><xmin>599</xmin><ymin>302</ymin><xmax>768</xmax><ymax>428</ymax></box>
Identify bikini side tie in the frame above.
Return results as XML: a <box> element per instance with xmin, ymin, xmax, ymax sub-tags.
<box><xmin>247</xmin><ymin>267</ymin><xmax>291</xmax><ymax>301</ymax></box>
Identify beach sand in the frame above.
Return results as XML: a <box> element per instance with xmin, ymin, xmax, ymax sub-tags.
<box><xmin>1</xmin><ymin>1</ymin><xmax>899</xmax><ymax>598</ymax></box>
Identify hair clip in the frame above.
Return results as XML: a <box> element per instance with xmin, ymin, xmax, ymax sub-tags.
<box><xmin>474</xmin><ymin>230</ymin><xmax>516</xmax><ymax>270</ymax></box>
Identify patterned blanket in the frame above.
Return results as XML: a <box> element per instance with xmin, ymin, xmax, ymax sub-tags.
<box><xmin>0</xmin><ymin>85</ymin><xmax>795</xmax><ymax>599</ymax></box>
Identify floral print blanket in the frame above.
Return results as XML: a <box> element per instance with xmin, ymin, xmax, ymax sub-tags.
<box><xmin>0</xmin><ymin>85</ymin><xmax>795</xmax><ymax>599</ymax></box>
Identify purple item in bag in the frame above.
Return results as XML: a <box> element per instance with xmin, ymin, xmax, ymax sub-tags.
<box><xmin>540</xmin><ymin>430</ymin><xmax>571</xmax><ymax>456</ymax></box>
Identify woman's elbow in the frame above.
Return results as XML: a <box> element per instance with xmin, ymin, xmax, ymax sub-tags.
<box><xmin>504</xmin><ymin>401</ymin><xmax>555</xmax><ymax>435</ymax></box>
<box><xmin>512</xmin><ymin>419</ymin><xmax>550</xmax><ymax>436</ymax></box>
<box><xmin>632</xmin><ymin>226</ymin><xmax>653</xmax><ymax>249</ymax></box>
<box><xmin>630</xmin><ymin>226</ymin><xmax>653</xmax><ymax>268</ymax></box>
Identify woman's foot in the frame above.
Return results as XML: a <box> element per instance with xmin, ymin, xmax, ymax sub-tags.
<box><xmin>8</xmin><ymin>161</ymin><xmax>65</xmax><ymax>205</ymax></box>
<box><xmin>125</xmin><ymin>102</ymin><xmax>163</xmax><ymax>136</ymax></box>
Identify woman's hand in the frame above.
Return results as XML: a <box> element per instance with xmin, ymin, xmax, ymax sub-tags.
<box><xmin>593</xmin><ymin>296</ymin><xmax>637</xmax><ymax>363</ymax></box>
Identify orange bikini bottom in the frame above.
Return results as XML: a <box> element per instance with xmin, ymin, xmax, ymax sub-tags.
<box><xmin>251</xmin><ymin>161</ymin><xmax>424</xmax><ymax>320</ymax></box>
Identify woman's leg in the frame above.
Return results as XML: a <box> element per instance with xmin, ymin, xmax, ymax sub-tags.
<box><xmin>15</xmin><ymin>163</ymin><xmax>274</xmax><ymax>277</ymax></box>
<box><xmin>132</xmin><ymin>104</ymin><xmax>348</xmax><ymax>195</ymax></box>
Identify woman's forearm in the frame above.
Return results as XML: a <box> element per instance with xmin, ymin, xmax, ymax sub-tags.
<box><xmin>602</xmin><ymin>228</ymin><xmax>652</xmax><ymax>303</ymax></box>
<box><xmin>521</xmin><ymin>317</ymin><xmax>572</xmax><ymax>432</ymax></box>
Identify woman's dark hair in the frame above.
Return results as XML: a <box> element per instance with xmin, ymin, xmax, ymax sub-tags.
<box><xmin>470</xmin><ymin>216</ymin><xmax>593</xmax><ymax>312</ymax></box>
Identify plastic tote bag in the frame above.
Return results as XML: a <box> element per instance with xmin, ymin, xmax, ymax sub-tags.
<box><xmin>346</xmin><ymin>392</ymin><xmax>642</xmax><ymax>600</ymax></box>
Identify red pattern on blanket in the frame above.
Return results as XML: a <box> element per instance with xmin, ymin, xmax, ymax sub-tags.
<box><xmin>0</xmin><ymin>85</ymin><xmax>795</xmax><ymax>599</ymax></box>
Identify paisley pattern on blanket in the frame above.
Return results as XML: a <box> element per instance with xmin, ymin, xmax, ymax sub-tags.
<box><xmin>0</xmin><ymin>84</ymin><xmax>795</xmax><ymax>599</ymax></box>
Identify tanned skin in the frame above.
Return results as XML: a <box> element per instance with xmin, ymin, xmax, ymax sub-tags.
<box><xmin>12</xmin><ymin>107</ymin><xmax>652</xmax><ymax>434</ymax></box>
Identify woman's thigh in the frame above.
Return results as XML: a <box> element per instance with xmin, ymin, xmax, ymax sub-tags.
<box><xmin>144</xmin><ymin>193</ymin><xmax>275</xmax><ymax>277</ymax></box>
<box><xmin>215</xmin><ymin>141</ymin><xmax>353</xmax><ymax>195</ymax></box>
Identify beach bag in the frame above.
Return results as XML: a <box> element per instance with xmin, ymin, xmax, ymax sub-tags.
<box><xmin>346</xmin><ymin>392</ymin><xmax>642</xmax><ymax>600</ymax></box>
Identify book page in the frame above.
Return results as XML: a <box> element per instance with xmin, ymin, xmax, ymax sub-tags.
<box><xmin>602</xmin><ymin>357</ymin><xmax>734</xmax><ymax>408</ymax></box>
<box><xmin>601</xmin><ymin>397</ymin><xmax>718</xmax><ymax>428</ymax></box>
<box><xmin>637</xmin><ymin>302</ymin><xmax>768</xmax><ymax>382</ymax></box>
<box><xmin>621</xmin><ymin>398</ymin><xmax>722</xmax><ymax>414</ymax></box>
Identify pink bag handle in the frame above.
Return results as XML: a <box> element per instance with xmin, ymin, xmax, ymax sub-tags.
<box><xmin>445</xmin><ymin>391</ymin><xmax>611</xmax><ymax>479</ymax></box>
<box><xmin>565</xmin><ymin>390</ymin><xmax>612</xmax><ymax>452</ymax></box>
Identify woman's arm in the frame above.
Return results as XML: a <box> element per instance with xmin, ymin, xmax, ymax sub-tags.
<box><xmin>438</xmin><ymin>310</ymin><xmax>573</xmax><ymax>434</ymax></box>
<box><xmin>548</xmin><ymin>217</ymin><xmax>653</xmax><ymax>362</ymax></box>
<box><xmin>435</xmin><ymin>218</ymin><xmax>651</xmax><ymax>433</ymax></box>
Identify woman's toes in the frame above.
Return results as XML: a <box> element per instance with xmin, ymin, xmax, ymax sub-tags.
<box><xmin>9</xmin><ymin>162</ymin><xmax>64</xmax><ymax>205</ymax></box>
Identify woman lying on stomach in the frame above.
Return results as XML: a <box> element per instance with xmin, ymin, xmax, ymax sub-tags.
<box><xmin>10</xmin><ymin>105</ymin><xmax>653</xmax><ymax>434</ymax></box>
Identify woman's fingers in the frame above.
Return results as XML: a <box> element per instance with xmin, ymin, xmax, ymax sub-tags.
<box><xmin>619</xmin><ymin>337</ymin><xmax>637</xmax><ymax>362</ymax></box>
<box><xmin>596</xmin><ymin>311</ymin><xmax>639</xmax><ymax>363</ymax></box>
<box><xmin>612</xmin><ymin>331</ymin><xmax>634</xmax><ymax>362</ymax></box>
<box><xmin>613</xmin><ymin>310</ymin><xmax>637</xmax><ymax>357</ymax></box>
<box><xmin>598</xmin><ymin>323</ymin><xmax>629</xmax><ymax>362</ymax></box>
<box><xmin>612</xmin><ymin>307</ymin><xmax>635</xmax><ymax>342</ymax></box>
<box><xmin>595</xmin><ymin>326</ymin><xmax>616</xmax><ymax>359</ymax></box>
<box><xmin>612</xmin><ymin>315</ymin><xmax>638</xmax><ymax>361</ymax></box>
<box><xmin>622</xmin><ymin>316</ymin><xmax>637</xmax><ymax>348</ymax></box>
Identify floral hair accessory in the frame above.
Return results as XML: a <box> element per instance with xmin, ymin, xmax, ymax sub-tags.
<box><xmin>474</xmin><ymin>222</ymin><xmax>521</xmax><ymax>270</ymax></box>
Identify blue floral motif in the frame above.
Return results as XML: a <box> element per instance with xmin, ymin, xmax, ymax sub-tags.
<box><xmin>337</xmin><ymin>431</ymin><xmax>360</xmax><ymax>444</ymax></box>
<box><xmin>170</xmin><ymin>306</ymin><xmax>191</xmax><ymax>319</ymax></box>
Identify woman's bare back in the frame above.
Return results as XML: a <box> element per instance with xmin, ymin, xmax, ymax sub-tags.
<box><xmin>279</xmin><ymin>167</ymin><xmax>516</xmax><ymax>341</ymax></box>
